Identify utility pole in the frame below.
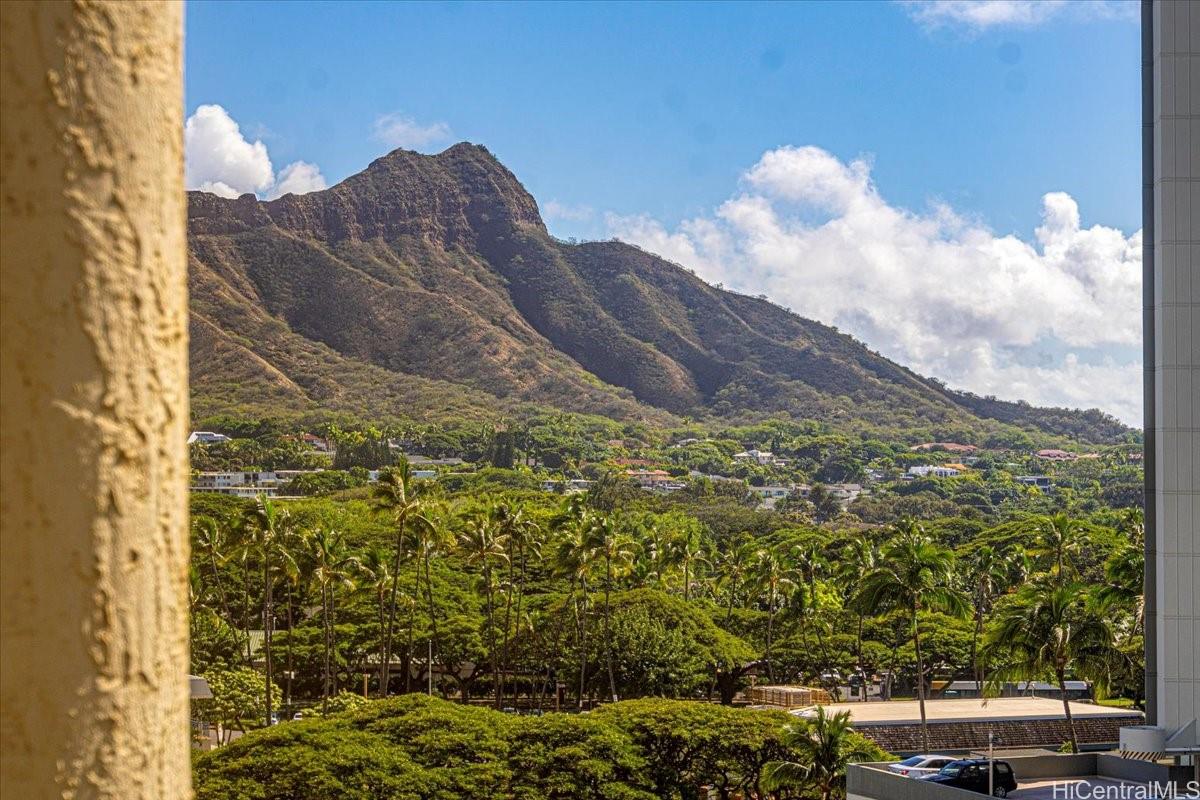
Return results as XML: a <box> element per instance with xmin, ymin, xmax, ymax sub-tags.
<box><xmin>988</xmin><ymin>728</ymin><xmax>994</xmax><ymax>798</ymax></box>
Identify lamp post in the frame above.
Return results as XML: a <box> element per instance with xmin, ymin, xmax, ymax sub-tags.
<box><xmin>988</xmin><ymin>728</ymin><xmax>995</xmax><ymax>797</ymax></box>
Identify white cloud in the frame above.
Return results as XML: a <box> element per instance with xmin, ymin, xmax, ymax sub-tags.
<box><xmin>607</xmin><ymin>145</ymin><xmax>1142</xmax><ymax>424</ymax></box>
<box><xmin>185</xmin><ymin>105</ymin><xmax>328</xmax><ymax>200</ymax></box>
<box><xmin>372</xmin><ymin>112</ymin><xmax>452</xmax><ymax>151</ymax></box>
<box><xmin>901</xmin><ymin>0</ymin><xmax>1137</xmax><ymax>31</ymax></box>
<box><xmin>270</xmin><ymin>160</ymin><xmax>327</xmax><ymax>198</ymax></box>
<box><xmin>186</xmin><ymin>104</ymin><xmax>274</xmax><ymax>196</ymax></box>
<box><xmin>542</xmin><ymin>199</ymin><xmax>594</xmax><ymax>222</ymax></box>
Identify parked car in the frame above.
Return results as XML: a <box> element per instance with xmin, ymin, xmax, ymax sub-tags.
<box><xmin>887</xmin><ymin>755</ymin><xmax>958</xmax><ymax>777</ymax></box>
<box><xmin>919</xmin><ymin>759</ymin><xmax>1018</xmax><ymax>797</ymax></box>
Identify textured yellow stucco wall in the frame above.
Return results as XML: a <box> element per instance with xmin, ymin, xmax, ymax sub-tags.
<box><xmin>0</xmin><ymin>2</ymin><xmax>190</xmax><ymax>797</ymax></box>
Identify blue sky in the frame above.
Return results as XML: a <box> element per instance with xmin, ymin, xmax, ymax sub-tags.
<box><xmin>185</xmin><ymin>0</ymin><xmax>1144</xmax><ymax>422</ymax></box>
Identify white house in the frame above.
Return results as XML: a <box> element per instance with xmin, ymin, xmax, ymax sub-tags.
<box><xmin>907</xmin><ymin>465</ymin><xmax>961</xmax><ymax>478</ymax></box>
<box><xmin>732</xmin><ymin>449</ymin><xmax>790</xmax><ymax>467</ymax></box>
<box><xmin>191</xmin><ymin>471</ymin><xmax>279</xmax><ymax>498</ymax></box>
<box><xmin>187</xmin><ymin>431</ymin><xmax>230</xmax><ymax>445</ymax></box>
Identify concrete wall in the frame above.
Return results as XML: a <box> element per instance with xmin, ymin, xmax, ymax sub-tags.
<box><xmin>850</xmin><ymin>756</ymin><xmax>1198</xmax><ymax>800</ymax></box>
<box><xmin>1097</xmin><ymin>753</ymin><xmax>1196</xmax><ymax>786</ymax></box>
<box><xmin>1146</xmin><ymin>0</ymin><xmax>1200</xmax><ymax>751</ymax></box>
<box><xmin>0</xmin><ymin>2</ymin><xmax>190</xmax><ymax>797</ymax></box>
<box><xmin>847</xmin><ymin>766</ymin><xmax>984</xmax><ymax>800</ymax></box>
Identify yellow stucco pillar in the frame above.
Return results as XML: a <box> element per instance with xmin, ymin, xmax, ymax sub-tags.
<box><xmin>1</xmin><ymin>2</ymin><xmax>190</xmax><ymax>798</ymax></box>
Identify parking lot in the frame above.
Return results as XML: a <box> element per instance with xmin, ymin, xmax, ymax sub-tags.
<box><xmin>1012</xmin><ymin>776</ymin><xmax>1199</xmax><ymax>799</ymax></box>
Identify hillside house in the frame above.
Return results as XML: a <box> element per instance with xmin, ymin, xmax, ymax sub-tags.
<box><xmin>733</xmin><ymin>449</ymin><xmax>791</xmax><ymax>467</ymax></box>
<box><xmin>191</xmin><ymin>471</ymin><xmax>280</xmax><ymax>498</ymax></box>
<box><xmin>626</xmin><ymin>468</ymin><xmax>673</xmax><ymax>489</ymax></box>
<box><xmin>1017</xmin><ymin>475</ymin><xmax>1054</xmax><ymax>493</ymax></box>
<box><xmin>907</xmin><ymin>465</ymin><xmax>961</xmax><ymax>478</ymax></box>
<box><xmin>187</xmin><ymin>431</ymin><xmax>230</xmax><ymax>445</ymax></box>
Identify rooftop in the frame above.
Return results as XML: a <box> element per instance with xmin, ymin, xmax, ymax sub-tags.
<box><xmin>795</xmin><ymin>697</ymin><xmax>1139</xmax><ymax>726</ymax></box>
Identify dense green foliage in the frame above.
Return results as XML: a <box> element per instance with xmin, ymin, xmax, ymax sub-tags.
<box><xmin>188</xmin><ymin>410</ymin><xmax>1144</xmax><ymax>796</ymax></box>
<box><xmin>193</xmin><ymin>695</ymin><xmax>887</xmax><ymax>800</ymax></box>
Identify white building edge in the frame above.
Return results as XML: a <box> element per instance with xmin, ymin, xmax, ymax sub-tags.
<box><xmin>1124</xmin><ymin>0</ymin><xmax>1200</xmax><ymax>764</ymax></box>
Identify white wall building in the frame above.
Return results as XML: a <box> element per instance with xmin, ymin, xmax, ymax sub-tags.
<box><xmin>1127</xmin><ymin>0</ymin><xmax>1199</xmax><ymax>761</ymax></box>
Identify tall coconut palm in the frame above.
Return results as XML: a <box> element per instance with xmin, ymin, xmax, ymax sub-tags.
<box><xmin>307</xmin><ymin>527</ymin><xmax>361</xmax><ymax>712</ymax></box>
<box><xmin>762</xmin><ymin>707</ymin><xmax>879</xmax><ymax>800</ymax></box>
<box><xmin>457</xmin><ymin>508</ymin><xmax>509</xmax><ymax>706</ymax></box>
<box><xmin>982</xmin><ymin>576</ymin><xmax>1114</xmax><ymax>753</ymax></box>
<box><xmin>852</xmin><ymin>519</ymin><xmax>968</xmax><ymax>752</ymax></box>
<box><xmin>357</xmin><ymin>545</ymin><xmax>395</xmax><ymax>695</ymax></box>
<box><xmin>670</xmin><ymin>521</ymin><xmax>710</xmax><ymax>602</ymax></box>
<box><xmin>494</xmin><ymin>501</ymin><xmax>541</xmax><ymax>707</ymax></box>
<box><xmin>716</xmin><ymin>538</ymin><xmax>755</xmax><ymax>626</ymax></box>
<box><xmin>584</xmin><ymin>514</ymin><xmax>636</xmax><ymax>702</ymax></box>
<box><xmin>245</xmin><ymin>497</ymin><xmax>300</xmax><ymax>728</ymax></box>
<box><xmin>1094</xmin><ymin>509</ymin><xmax>1145</xmax><ymax>624</ymax></box>
<box><xmin>837</xmin><ymin>536</ymin><xmax>878</xmax><ymax>682</ymax></box>
<box><xmin>633</xmin><ymin>517</ymin><xmax>669</xmax><ymax>589</ymax></box>
<box><xmin>411</xmin><ymin>507</ymin><xmax>452</xmax><ymax>694</ymax></box>
<box><xmin>753</xmin><ymin>547</ymin><xmax>797</xmax><ymax>684</ymax></box>
<box><xmin>965</xmin><ymin>544</ymin><xmax>1022</xmax><ymax>692</ymax></box>
<box><xmin>370</xmin><ymin>461</ymin><xmax>432</xmax><ymax>694</ymax></box>
<box><xmin>551</xmin><ymin>502</ymin><xmax>597</xmax><ymax>708</ymax></box>
<box><xmin>789</xmin><ymin>542</ymin><xmax>839</xmax><ymax>696</ymax></box>
<box><xmin>192</xmin><ymin>515</ymin><xmax>236</xmax><ymax>631</ymax></box>
<box><xmin>1028</xmin><ymin>513</ymin><xmax>1087</xmax><ymax>579</ymax></box>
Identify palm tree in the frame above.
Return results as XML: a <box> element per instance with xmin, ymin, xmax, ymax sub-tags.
<box><xmin>633</xmin><ymin>517</ymin><xmax>669</xmax><ymax>589</ymax></box>
<box><xmin>584</xmin><ymin>514</ymin><xmax>636</xmax><ymax>702</ymax></box>
<box><xmin>753</xmin><ymin>547</ymin><xmax>797</xmax><ymax>684</ymax></box>
<box><xmin>837</xmin><ymin>536</ymin><xmax>878</xmax><ymax>684</ymax></box>
<box><xmin>1093</xmin><ymin>509</ymin><xmax>1144</xmax><ymax>624</ymax></box>
<box><xmin>789</xmin><ymin>542</ymin><xmax>838</xmax><ymax>697</ymax></box>
<box><xmin>224</xmin><ymin>514</ymin><xmax>257</xmax><ymax>665</ymax></box>
<box><xmin>670</xmin><ymin>522</ymin><xmax>709</xmax><ymax>602</ymax></box>
<box><xmin>307</xmin><ymin>527</ymin><xmax>360</xmax><ymax>712</ymax></box>
<box><xmin>551</xmin><ymin>501</ymin><xmax>597</xmax><ymax>708</ymax></box>
<box><xmin>762</xmin><ymin>707</ymin><xmax>879</xmax><ymax>800</ymax></box>
<box><xmin>457</xmin><ymin>508</ymin><xmax>508</xmax><ymax>706</ymax></box>
<box><xmin>192</xmin><ymin>516</ymin><xmax>236</xmax><ymax>632</ymax></box>
<box><xmin>494</xmin><ymin>501</ymin><xmax>541</xmax><ymax>708</ymax></box>
<box><xmin>245</xmin><ymin>497</ymin><xmax>300</xmax><ymax>728</ymax></box>
<box><xmin>1028</xmin><ymin>513</ymin><xmax>1087</xmax><ymax>579</ymax></box>
<box><xmin>412</xmin><ymin>507</ymin><xmax>452</xmax><ymax>695</ymax></box>
<box><xmin>965</xmin><ymin>544</ymin><xmax>1022</xmax><ymax>692</ymax></box>
<box><xmin>852</xmin><ymin>519</ymin><xmax>968</xmax><ymax>752</ymax></box>
<box><xmin>371</xmin><ymin>461</ymin><xmax>432</xmax><ymax>694</ymax></box>
<box><xmin>716</xmin><ymin>538</ymin><xmax>755</xmax><ymax>627</ymax></box>
<box><xmin>357</xmin><ymin>545</ymin><xmax>394</xmax><ymax>695</ymax></box>
<box><xmin>982</xmin><ymin>576</ymin><xmax>1115</xmax><ymax>753</ymax></box>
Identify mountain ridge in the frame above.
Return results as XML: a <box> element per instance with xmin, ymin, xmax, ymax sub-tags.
<box><xmin>187</xmin><ymin>142</ymin><xmax>1131</xmax><ymax>444</ymax></box>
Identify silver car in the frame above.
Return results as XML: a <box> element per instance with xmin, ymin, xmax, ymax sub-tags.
<box><xmin>887</xmin><ymin>755</ymin><xmax>957</xmax><ymax>777</ymax></box>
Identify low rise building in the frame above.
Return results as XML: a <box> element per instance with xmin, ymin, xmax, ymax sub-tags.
<box><xmin>733</xmin><ymin>449</ymin><xmax>791</xmax><ymax>467</ymax></box>
<box><xmin>795</xmin><ymin>697</ymin><xmax>1142</xmax><ymax>755</ymax></box>
<box><xmin>626</xmin><ymin>468</ymin><xmax>673</xmax><ymax>489</ymax></box>
<box><xmin>191</xmin><ymin>471</ymin><xmax>280</xmax><ymax>498</ymax></box>
<box><xmin>935</xmin><ymin>680</ymin><xmax>1092</xmax><ymax>701</ymax></box>
<box><xmin>187</xmin><ymin>431</ymin><xmax>230</xmax><ymax>445</ymax></box>
<box><xmin>1036</xmin><ymin>448</ymin><xmax>1076</xmax><ymax>461</ymax></box>
<box><xmin>908</xmin><ymin>465</ymin><xmax>962</xmax><ymax>478</ymax></box>
<box><xmin>1016</xmin><ymin>475</ymin><xmax>1053</xmax><ymax>493</ymax></box>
